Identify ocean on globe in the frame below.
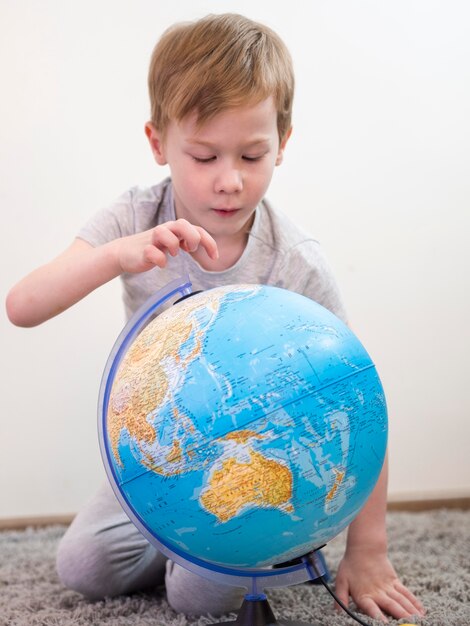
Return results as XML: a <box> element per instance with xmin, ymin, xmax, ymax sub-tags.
<box><xmin>100</xmin><ymin>284</ymin><xmax>387</xmax><ymax>571</ymax></box>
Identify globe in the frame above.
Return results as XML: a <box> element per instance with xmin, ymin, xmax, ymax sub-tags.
<box><xmin>99</xmin><ymin>281</ymin><xmax>387</xmax><ymax>579</ymax></box>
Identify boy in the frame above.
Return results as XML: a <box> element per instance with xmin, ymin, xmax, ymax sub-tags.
<box><xmin>6</xmin><ymin>13</ymin><xmax>424</xmax><ymax>622</ymax></box>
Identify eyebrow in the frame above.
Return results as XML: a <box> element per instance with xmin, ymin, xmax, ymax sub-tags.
<box><xmin>186</xmin><ymin>138</ymin><xmax>272</xmax><ymax>149</ymax></box>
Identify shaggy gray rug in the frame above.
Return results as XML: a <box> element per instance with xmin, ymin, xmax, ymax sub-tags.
<box><xmin>1</xmin><ymin>510</ymin><xmax>469</xmax><ymax>626</ymax></box>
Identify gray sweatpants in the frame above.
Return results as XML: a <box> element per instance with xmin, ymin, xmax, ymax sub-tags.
<box><xmin>56</xmin><ymin>481</ymin><xmax>245</xmax><ymax>615</ymax></box>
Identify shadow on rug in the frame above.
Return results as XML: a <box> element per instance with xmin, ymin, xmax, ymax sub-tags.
<box><xmin>1</xmin><ymin>510</ymin><xmax>469</xmax><ymax>626</ymax></box>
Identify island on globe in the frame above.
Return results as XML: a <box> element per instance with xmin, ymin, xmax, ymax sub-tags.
<box><xmin>100</xmin><ymin>284</ymin><xmax>387</xmax><ymax>571</ymax></box>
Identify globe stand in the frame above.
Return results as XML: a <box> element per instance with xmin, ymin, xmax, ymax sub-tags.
<box><xmin>210</xmin><ymin>552</ymin><xmax>325</xmax><ymax>626</ymax></box>
<box><xmin>211</xmin><ymin>593</ymin><xmax>317</xmax><ymax>626</ymax></box>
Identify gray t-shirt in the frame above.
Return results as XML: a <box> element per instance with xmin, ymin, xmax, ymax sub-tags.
<box><xmin>78</xmin><ymin>178</ymin><xmax>347</xmax><ymax>323</ymax></box>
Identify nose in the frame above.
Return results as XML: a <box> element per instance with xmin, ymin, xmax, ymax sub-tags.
<box><xmin>214</xmin><ymin>163</ymin><xmax>243</xmax><ymax>194</ymax></box>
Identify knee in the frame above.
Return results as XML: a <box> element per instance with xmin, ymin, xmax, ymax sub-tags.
<box><xmin>165</xmin><ymin>560</ymin><xmax>245</xmax><ymax>616</ymax></box>
<box><xmin>56</xmin><ymin>527</ymin><xmax>121</xmax><ymax>599</ymax></box>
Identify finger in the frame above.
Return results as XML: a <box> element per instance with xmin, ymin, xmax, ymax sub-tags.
<box><xmin>143</xmin><ymin>244</ymin><xmax>167</xmax><ymax>268</ymax></box>
<box><xmin>393</xmin><ymin>581</ymin><xmax>425</xmax><ymax>615</ymax></box>
<box><xmin>169</xmin><ymin>219</ymin><xmax>218</xmax><ymax>259</ymax></box>
<box><xmin>193</xmin><ymin>226</ymin><xmax>219</xmax><ymax>259</ymax></box>
<box><xmin>356</xmin><ymin>596</ymin><xmax>388</xmax><ymax>623</ymax></box>
<box><xmin>151</xmin><ymin>227</ymin><xmax>183</xmax><ymax>257</ymax></box>
<box><xmin>167</xmin><ymin>219</ymin><xmax>204</xmax><ymax>253</ymax></box>
<box><xmin>333</xmin><ymin>576</ymin><xmax>350</xmax><ymax>613</ymax></box>
<box><xmin>372</xmin><ymin>593</ymin><xmax>413</xmax><ymax>620</ymax></box>
<box><xmin>388</xmin><ymin>588</ymin><xmax>423</xmax><ymax>617</ymax></box>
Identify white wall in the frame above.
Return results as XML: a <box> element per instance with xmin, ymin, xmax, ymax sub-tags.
<box><xmin>1</xmin><ymin>1</ymin><xmax>469</xmax><ymax>518</ymax></box>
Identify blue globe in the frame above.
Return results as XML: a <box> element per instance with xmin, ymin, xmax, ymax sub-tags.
<box><xmin>99</xmin><ymin>283</ymin><xmax>387</xmax><ymax>573</ymax></box>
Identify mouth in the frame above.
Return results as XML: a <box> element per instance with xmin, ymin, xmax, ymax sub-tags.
<box><xmin>211</xmin><ymin>208</ymin><xmax>241</xmax><ymax>217</ymax></box>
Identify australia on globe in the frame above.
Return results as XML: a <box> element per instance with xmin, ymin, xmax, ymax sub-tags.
<box><xmin>100</xmin><ymin>284</ymin><xmax>387</xmax><ymax>571</ymax></box>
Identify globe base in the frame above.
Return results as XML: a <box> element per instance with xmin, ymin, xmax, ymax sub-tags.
<box><xmin>211</xmin><ymin>594</ymin><xmax>318</xmax><ymax>626</ymax></box>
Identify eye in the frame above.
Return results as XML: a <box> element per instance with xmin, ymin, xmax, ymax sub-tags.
<box><xmin>242</xmin><ymin>155</ymin><xmax>264</xmax><ymax>162</ymax></box>
<box><xmin>192</xmin><ymin>156</ymin><xmax>216</xmax><ymax>163</ymax></box>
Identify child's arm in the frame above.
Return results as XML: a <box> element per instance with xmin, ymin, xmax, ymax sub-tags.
<box><xmin>334</xmin><ymin>454</ymin><xmax>425</xmax><ymax>621</ymax></box>
<box><xmin>6</xmin><ymin>219</ymin><xmax>218</xmax><ymax>328</ymax></box>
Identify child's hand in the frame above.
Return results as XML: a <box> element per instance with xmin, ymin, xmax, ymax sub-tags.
<box><xmin>334</xmin><ymin>546</ymin><xmax>425</xmax><ymax>622</ymax></box>
<box><xmin>115</xmin><ymin>219</ymin><xmax>218</xmax><ymax>274</ymax></box>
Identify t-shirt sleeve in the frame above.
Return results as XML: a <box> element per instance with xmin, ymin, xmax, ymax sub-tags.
<box><xmin>275</xmin><ymin>239</ymin><xmax>348</xmax><ymax>324</ymax></box>
<box><xmin>77</xmin><ymin>189</ymin><xmax>136</xmax><ymax>247</ymax></box>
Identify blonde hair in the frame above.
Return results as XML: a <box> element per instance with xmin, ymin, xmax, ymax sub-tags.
<box><xmin>148</xmin><ymin>13</ymin><xmax>294</xmax><ymax>142</ymax></box>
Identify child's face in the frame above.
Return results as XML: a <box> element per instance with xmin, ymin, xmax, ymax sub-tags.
<box><xmin>146</xmin><ymin>97</ymin><xmax>290</xmax><ymax>245</ymax></box>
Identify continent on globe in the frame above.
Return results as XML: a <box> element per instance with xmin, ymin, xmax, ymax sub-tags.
<box><xmin>199</xmin><ymin>429</ymin><xmax>293</xmax><ymax>522</ymax></box>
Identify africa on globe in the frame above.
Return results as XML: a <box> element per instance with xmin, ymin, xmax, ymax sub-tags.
<box><xmin>99</xmin><ymin>283</ymin><xmax>387</xmax><ymax>572</ymax></box>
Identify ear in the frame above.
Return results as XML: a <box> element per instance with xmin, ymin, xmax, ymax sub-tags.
<box><xmin>145</xmin><ymin>122</ymin><xmax>167</xmax><ymax>165</ymax></box>
<box><xmin>275</xmin><ymin>127</ymin><xmax>293</xmax><ymax>166</ymax></box>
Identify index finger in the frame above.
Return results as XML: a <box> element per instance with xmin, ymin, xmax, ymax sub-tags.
<box><xmin>170</xmin><ymin>220</ymin><xmax>218</xmax><ymax>260</ymax></box>
<box><xmin>193</xmin><ymin>226</ymin><xmax>219</xmax><ymax>260</ymax></box>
